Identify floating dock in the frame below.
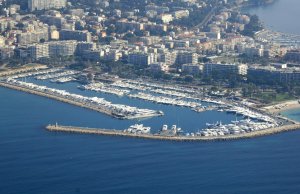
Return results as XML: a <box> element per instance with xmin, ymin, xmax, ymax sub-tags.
<box><xmin>46</xmin><ymin>123</ymin><xmax>300</xmax><ymax>142</ymax></box>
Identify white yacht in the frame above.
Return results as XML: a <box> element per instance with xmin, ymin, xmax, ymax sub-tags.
<box><xmin>125</xmin><ymin>124</ymin><xmax>151</xmax><ymax>134</ymax></box>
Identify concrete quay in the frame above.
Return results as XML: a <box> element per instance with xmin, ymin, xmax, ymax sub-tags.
<box><xmin>0</xmin><ymin>64</ymin><xmax>48</xmax><ymax>77</ymax></box>
<box><xmin>46</xmin><ymin>123</ymin><xmax>300</xmax><ymax>142</ymax></box>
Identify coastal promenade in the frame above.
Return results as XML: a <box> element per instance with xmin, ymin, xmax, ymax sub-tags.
<box><xmin>46</xmin><ymin>123</ymin><xmax>300</xmax><ymax>142</ymax></box>
<box><xmin>0</xmin><ymin>64</ymin><xmax>48</xmax><ymax>77</ymax></box>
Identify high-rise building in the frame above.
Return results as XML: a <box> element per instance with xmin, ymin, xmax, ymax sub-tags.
<box><xmin>28</xmin><ymin>0</ymin><xmax>67</xmax><ymax>12</ymax></box>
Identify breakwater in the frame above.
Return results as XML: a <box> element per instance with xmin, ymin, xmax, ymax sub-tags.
<box><xmin>46</xmin><ymin>123</ymin><xmax>300</xmax><ymax>142</ymax></box>
<box><xmin>0</xmin><ymin>81</ymin><xmax>113</xmax><ymax>115</ymax></box>
<box><xmin>0</xmin><ymin>82</ymin><xmax>161</xmax><ymax>120</ymax></box>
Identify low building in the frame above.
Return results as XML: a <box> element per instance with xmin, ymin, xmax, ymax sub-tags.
<box><xmin>285</xmin><ymin>50</ymin><xmax>300</xmax><ymax>62</ymax></box>
<box><xmin>173</xmin><ymin>10</ymin><xmax>189</xmax><ymax>19</ymax></box>
<box><xmin>158</xmin><ymin>14</ymin><xmax>173</xmax><ymax>24</ymax></box>
<box><xmin>244</xmin><ymin>47</ymin><xmax>264</xmax><ymax>57</ymax></box>
<box><xmin>150</xmin><ymin>62</ymin><xmax>169</xmax><ymax>72</ymax></box>
<box><xmin>248</xmin><ymin>66</ymin><xmax>300</xmax><ymax>83</ymax></box>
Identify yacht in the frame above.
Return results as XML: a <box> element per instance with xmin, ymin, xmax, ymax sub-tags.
<box><xmin>125</xmin><ymin>124</ymin><xmax>151</xmax><ymax>134</ymax></box>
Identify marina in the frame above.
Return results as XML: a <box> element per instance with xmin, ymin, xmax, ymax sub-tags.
<box><xmin>0</xmin><ymin>79</ymin><xmax>164</xmax><ymax>120</ymax></box>
<box><xmin>79</xmin><ymin>82</ymin><xmax>130</xmax><ymax>96</ymax></box>
<box><xmin>0</xmin><ymin>67</ymin><xmax>296</xmax><ymax>139</ymax></box>
<box><xmin>35</xmin><ymin>70</ymin><xmax>80</xmax><ymax>80</ymax></box>
<box><xmin>255</xmin><ymin>29</ymin><xmax>300</xmax><ymax>48</ymax></box>
<box><xmin>46</xmin><ymin>122</ymin><xmax>300</xmax><ymax>141</ymax></box>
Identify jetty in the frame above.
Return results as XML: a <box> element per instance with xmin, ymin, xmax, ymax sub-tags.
<box><xmin>46</xmin><ymin>123</ymin><xmax>300</xmax><ymax>142</ymax></box>
<box><xmin>0</xmin><ymin>81</ymin><xmax>163</xmax><ymax>120</ymax></box>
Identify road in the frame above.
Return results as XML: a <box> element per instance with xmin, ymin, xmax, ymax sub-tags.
<box><xmin>192</xmin><ymin>0</ymin><xmax>220</xmax><ymax>30</ymax></box>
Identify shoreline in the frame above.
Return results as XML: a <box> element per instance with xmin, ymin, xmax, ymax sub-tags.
<box><xmin>46</xmin><ymin>123</ymin><xmax>300</xmax><ymax>142</ymax></box>
<box><xmin>262</xmin><ymin>100</ymin><xmax>300</xmax><ymax>114</ymax></box>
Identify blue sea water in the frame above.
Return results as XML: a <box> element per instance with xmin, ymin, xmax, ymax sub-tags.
<box><xmin>245</xmin><ymin>0</ymin><xmax>300</xmax><ymax>35</ymax></box>
<box><xmin>1</xmin><ymin>81</ymin><xmax>300</xmax><ymax>193</ymax></box>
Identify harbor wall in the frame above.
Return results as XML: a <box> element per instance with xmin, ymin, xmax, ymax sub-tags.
<box><xmin>0</xmin><ymin>82</ymin><xmax>116</xmax><ymax>117</ymax></box>
<box><xmin>46</xmin><ymin>123</ymin><xmax>300</xmax><ymax>142</ymax></box>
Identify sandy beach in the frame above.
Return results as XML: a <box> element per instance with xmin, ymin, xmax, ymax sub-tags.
<box><xmin>262</xmin><ymin>99</ymin><xmax>300</xmax><ymax>113</ymax></box>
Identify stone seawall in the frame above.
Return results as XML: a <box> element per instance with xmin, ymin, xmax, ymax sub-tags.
<box><xmin>0</xmin><ymin>82</ymin><xmax>115</xmax><ymax>117</ymax></box>
<box><xmin>46</xmin><ymin>123</ymin><xmax>300</xmax><ymax>142</ymax></box>
<box><xmin>0</xmin><ymin>82</ymin><xmax>163</xmax><ymax>120</ymax></box>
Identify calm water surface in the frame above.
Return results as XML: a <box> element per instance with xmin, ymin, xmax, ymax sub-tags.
<box><xmin>245</xmin><ymin>0</ymin><xmax>300</xmax><ymax>34</ymax></box>
<box><xmin>1</xmin><ymin>81</ymin><xmax>300</xmax><ymax>193</ymax></box>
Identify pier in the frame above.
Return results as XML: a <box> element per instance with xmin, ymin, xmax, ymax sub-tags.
<box><xmin>46</xmin><ymin>123</ymin><xmax>300</xmax><ymax>142</ymax></box>
<box><xmin>0</xmin><ymin>81</ymin><xmax>162</xmax><ymax>120</ymax></box>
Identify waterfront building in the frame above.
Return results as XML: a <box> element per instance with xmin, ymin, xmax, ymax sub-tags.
<box><xmin>27</xmin><ymin>41</ymin><xmax>95</xmax><ymax>60</ymax></box>
<box><xmin>158</xmin><ymin>51</ymin><xmax>177</xmax><ymax>65</ymax></box>
<box><xmin>104</xmin><ymin>50</ymin><xmax>123</xmax><ymax>61</ymax></box>
<box><xmin>175</xmin><ymin>51</ymin><xmax>198</xmax><ymax>65</ymax></box>
<box><xmin>81</xmin><ymin>50</ymin><xmax>104</xmax><ymax>61</ymax></box>
<box><xmin>182</xmin><ymin>64</ymin><xmax>203</xmax><ymax>75</ymax></box>
<box><xmin>48</xmin><ymin>41</ymin><xmax>77</xmax><ymax>57</ymax></box>
<box><xmin>149</xmin><ymin>62</ymin><xmax>169</xmax><ymax>72</ymax></box>
<box><xmin>285</xmin><ymin>50</ymin><xmax>300</xmax><ymax>62</ymax></box>
<box><xmin>244</xmin><ymin>47</ymin><xmax>264</xmax><ymax>57</ymax></box>
<box><xmin>204</xmin><ymin>63</ymin><xmax>248</xmax><ymax>76</ymax></box>
<box><xmin>0</xmin><ymin>46</ymin><xmax>14</xmax><ymax>60</ymax></box>
<box><xmin>128</xmin><ymin>52</ymin><xmax>157</xmax><ymax>66</ymax></box>
<box><xmin>248</xmin><ymin>66</ymin><xmax>300</xmax><ymax>83</ymax></box>
<box><xmin>76</xmin><ymin>42</ymin><xmax>96</xmax><ymax>55</ymax></box>
<box><xmin>28</xmin><ymin>43</ymin><xmax>49</xmax><ymax>60</ymax></box>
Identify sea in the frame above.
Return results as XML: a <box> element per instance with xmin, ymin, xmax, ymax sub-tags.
<box><xmin>2</xmin><ymin>1</ymin><xmax>300</xmax><ymax>192</ymax></box>
<box><xmin>244</xmin><ymin>0</ymin><xmax>300</xmax><ymax>35</ymax></box>
<box><xmin>1</xmin><ymin>77</ymin><xmax>300</xmax><ymax>194</ymax></box>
